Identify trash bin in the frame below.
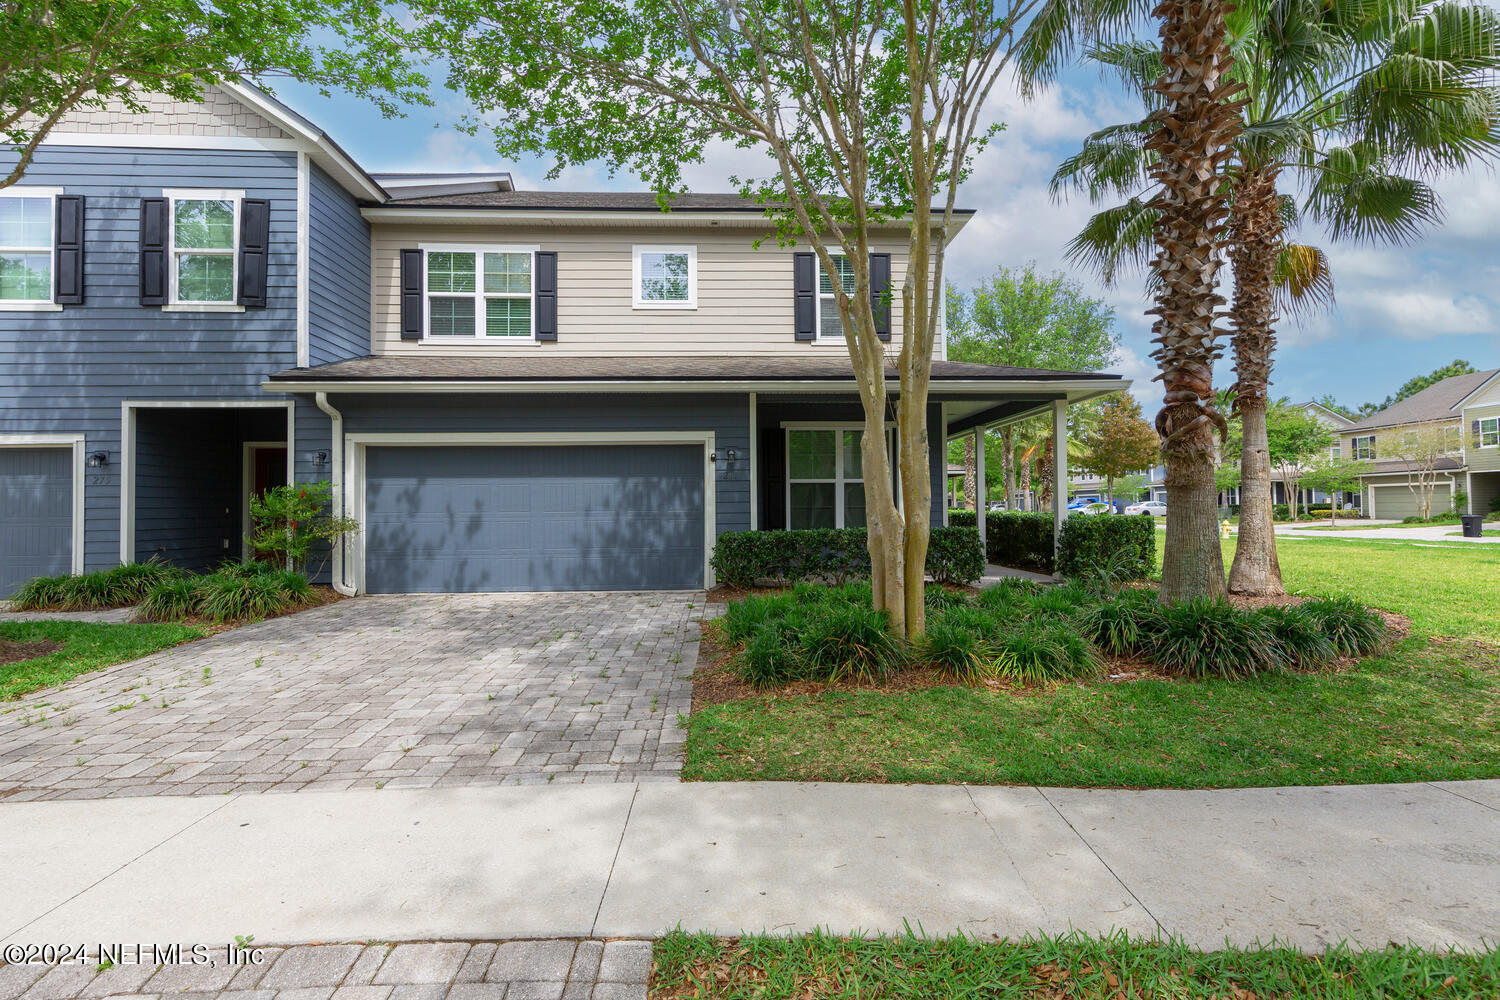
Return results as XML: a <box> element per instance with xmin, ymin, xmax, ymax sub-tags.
<box><xmin>1461</xmin><ymin>514</ymin><xmax>1484</xmax><ymax>538</ymax></box>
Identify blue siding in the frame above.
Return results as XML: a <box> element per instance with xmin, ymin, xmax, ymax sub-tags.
<box><xmin>330</xmin><ymin>393</ymin><xmax>752</xmax><ymax>536</ymax></box>
<box><xmin>0</xmin><ymin>145</ymin><xmax>331</xmax><ymax>571</ymax></box>
<box><xmin>307</xmin><ymin>163</ymin><xmax>371</xmax><ymax>365</ymax></box>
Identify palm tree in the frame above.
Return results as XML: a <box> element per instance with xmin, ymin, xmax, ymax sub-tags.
<box><xmin>1055</xmin><ymin>0</ymin><xmax>1500</xmax><ymax>595</ymax></box>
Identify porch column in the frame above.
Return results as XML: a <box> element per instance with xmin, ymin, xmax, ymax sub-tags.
<box><xmin>974</xmin><ymin>426</ymin><xmax>986</xmax><ymax>555</ymax></box>
<box><xmin>1052</xmin><ymin>399</ymin><xmax>1068</xmax><ymax>566</ymax></box>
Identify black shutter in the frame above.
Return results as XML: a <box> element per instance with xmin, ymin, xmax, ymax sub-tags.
<box><xmin>761</xmin><ymin>427</ymin><xmax>787</xmax><ymax>530</ymax></box>
<box><xmin>399</xmin><ymin>248</ymin><xmax>423</xmax><ymax>339</ymax></box>
<box><xmin>237</xmin><ymin>198</ymin><xmax>270</xmax><ymax>307</ymax></box>
<box><xmin>793</xmin><ymin>252</ymin><xmax>816</xmax><ymax>341</ymax></box>
<box><xmin>53</xmin><ymin>195</ymin><xmax>85</xmax><ymax>304</ymax></box>
<box><xmin>869</xmin><ymin>252</ymin><xmax>891</xmax><ymax>341</ymax></box>
<box><xmin>534</xmin><ymin>250</ymin><xmax>557</xmax><ymax>341</ymax></box>
<box><xmin>1474</xmin><ymin>420</ymin><xmax>1483</xmax><ymax>449</ymax></box>
<box><xmin>139</xmin><ymin>197</ymin><xmax>168</xmax><ymax>305</ymax></box>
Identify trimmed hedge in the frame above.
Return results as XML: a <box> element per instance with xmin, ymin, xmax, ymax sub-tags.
<box><xmin>949</xmin><ymin>509</ymin><xmax>977</xmax><ymax>528</ymax></box>
<box><xmin>985</xmin><ymin>512</ymin><xmax>1055</xmax><ymax>572</ymax></box>
<box><xmin>710</xmin><ymin>526</ymin><xmax>984</xmax><ymax>588</ymax></box>
<box><xmin>1056</xmin><ymin>514</ymin><xmax>1155</xmax><ymax>579</ymax></box>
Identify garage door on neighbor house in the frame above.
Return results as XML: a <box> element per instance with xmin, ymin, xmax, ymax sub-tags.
<box><xmin>361</xmin><ymin>444</ymin><xmax>707</xmax><ymax>593</ymax></box>
<box><xmin>1</xmin><ymin>446</ymin><xmax>76</xmax><ymax>598</ymax></box>
<box><xmin>1371</xmin><ymin>482</ymin><xmax>1451</xmax><ymax>520</ymax></box>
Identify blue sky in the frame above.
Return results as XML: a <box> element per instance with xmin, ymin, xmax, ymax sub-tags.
<box><xmin>275</xmin><ymin>59</ymin><xmax>1499</xmax><ymax>413</ymax></box>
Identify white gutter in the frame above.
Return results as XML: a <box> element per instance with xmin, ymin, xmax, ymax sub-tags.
<box><xmin>264</xmin><ymin>377</ymin><xmax>1128</xmax><ymax>396</ymax></box>
<box><xmin>314</xmin><ymin>391</ymin><xmax>357</xmax><ymax>597</ymax></box>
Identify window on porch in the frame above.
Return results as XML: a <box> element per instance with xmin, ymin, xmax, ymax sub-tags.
<box><xmin>787</xmin><ymin>428</ymin><xmax>868</xmax><ymax>528</ymax></box>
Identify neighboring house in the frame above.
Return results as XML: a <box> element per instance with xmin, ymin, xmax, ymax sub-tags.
<box><xmin>0</xmin><ymin>84</ymin><xmax>1128</xmax><ymax>597</ymax></box>
<box><xmin>1336</xmin><ymin>369</ymin><xmax>1499</xmax><ymax>519</ymax></box>
<box><xmin>1269</xmin><ymin>400</ymin><xmax>1358</xmax><ymax>509</ymax></box>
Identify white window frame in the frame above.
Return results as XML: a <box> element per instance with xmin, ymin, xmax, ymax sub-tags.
<box><xmin>814</xmin><ymin>252</ymin><xmax>854</xmax><ymax>343</ymax></box>
<box><xmin>1352</xmin><ymin>435</ymin><xmax>1376</xmax><ymax>461</ymax></box>
<box><xmin>419</xmin><ymin>243</ymin><xmax>539</xmax><ymax>344</ymax></box>
<box><xmin>0</xmin><ymin>186</ymin><xmax>62</xmax><ymax>311</ymax></box>
<box><xmin>162</xmin><ymin>187</ymin><xmax>243</xmax><ymax>311</ymax></box>
<box><xmin>1330</xmin><ymin>442</ymin><xmax>1340</xmax><ymax>460</ymax></box>
<box><xmin>784</xmin><ymin>423</ymin><xmax>894</xmax><ymax>529</ymax></box>
<box><xmin>632</xmin><ymin>244</ymin><xmax>697</xmax><ymax>309</ymax></box>
<box><xmin>1479</xmin><ymin>417</ymin><xmax>1499</xmax><ymax>449</ymax></box>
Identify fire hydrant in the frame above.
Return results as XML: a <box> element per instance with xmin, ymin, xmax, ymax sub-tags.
<box><xmin>1220</xmin><ymin>519</ymin><xmax>1233</xmax><ymax>538</ymax></box>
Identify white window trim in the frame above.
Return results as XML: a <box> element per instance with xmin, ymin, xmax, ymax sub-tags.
<box><xmin>785</xmin><ymin>424</ymin><xmax>892</xmax><ymax>529</ymax></box>
<box><xmin>813</xmin><ymin>251</ymin><xmax>852</xmax><ymax>346</ymax></box>
<box><xmin>0</xmin><ymin>186</ymin><xmax>61</xmax><ymax>308</ymax></box>
<box><xmin>632</xmin><ymin>244</ymin><xmax>697</xmax><ymax>309</ymax></box>
<box><xmin>1352</xmin><ymin>435</ymin><xmax>1376</xmax><ymax>461</ymax></box>
<box><xmin>1479</xmin><ymin>417</ymin><xmax>1500</xmax><ymax>449</ymax></box>
<box><xmin>418</xmin><ymin>242</ymin><xmax>540</xmax><ymax>345</ymax></box>
<box><xmin>162</xmin><ymin>187</ymin><xmax>244</xmax><ymax>308</ymax></box>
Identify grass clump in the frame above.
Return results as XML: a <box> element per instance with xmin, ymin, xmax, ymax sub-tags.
<box><xmin>7</xmin><ymin>574</ymin><xmax>71</xmax><ymax>610</ymax></box>
<box><xmin>1156</xmin><ymin>598</ymin><xmax>1283</xmax><ymax>679</ymax></box>
<box><xmin>1302</xmin><ymin>597</ymin><xmax>1387</xmax><ymax>657</ymax></box>
<box><xmin>1078</xmin><ymin>590</ymin><xmax>1165</xmax><ymax>657</ymax></box>
<box><xmin>1261</xmin><ymin>605</ymin><xmax>1338</xmax><ymax>669</ymax></box>
<box><xmin>137</xmin><ymin>577</ymin><xmax>203</xmax><ymax>622</ymax></box>
<box><xmin>195</xmin><ymin>573</ymin><xmax>297</xmax><ymax>623</ymax></box>
<box><xmin>797</xmin><ymin>601</ymin><xmax>903</xmax><ymax>683</ymax></box>
<box><xmin>989</xmin><ymin>618</ymin><xmax>1102</xmax><ymax>683</ymax></box>
<box><xmin>919</xmin><ymin>610</ymin><xmax>995</xmax><ymax>679</ymax></box>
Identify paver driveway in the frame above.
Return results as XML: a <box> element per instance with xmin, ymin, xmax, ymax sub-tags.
<box><xmin>0</xmin><ymin>592</ymin><xmax>703</xmax><ymax>801</ymax></box>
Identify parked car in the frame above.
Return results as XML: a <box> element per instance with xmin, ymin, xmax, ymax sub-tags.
<box><xmin>1067</xmin><ymin>497</ymin><xmax>1099</xmax><ymax>510</ymax></box>
<box><xmin>987</xmin><ymin>500</ymin><xmax>1007</xmax><ymax>511</ymax></box>
<box><xmin>1125</xmin><ymin>500</ymin><xmax>1168</xmax><ymax>516</ymax></box>
<box><xmin>1074</xmin><ymin>502</ymin><xmax>1113</xmax><ymax>516</ymax></box>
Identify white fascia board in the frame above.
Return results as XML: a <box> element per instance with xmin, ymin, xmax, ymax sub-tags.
<box><xmin>219</xmin><ymin>82</ymin><xmax>386</xmax><ymax>203</ymax></box>
<box><xmin>262</xmin><ymin>378</ymin><xmax>1129</xmax><ymax>396</ymax></box>
<box><xmin>361</xmin><ymin>206</ymin><xmax>976</xmax><ymax>231</ymax></box>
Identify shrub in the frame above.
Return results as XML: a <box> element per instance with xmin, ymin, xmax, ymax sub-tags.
<box><xmin>106</xmin><ymin>560</ymin><xmax>182</xmax><ymax>601</ymax></box>
<box><xmin>265</xmin><ymin>569</ymin><xmax>312</xmax><ymax>601</ymax></box>
<box><xmin>248</xmin><ymin>480</ymin><xmax>359</xmax><ymax>577</ymax></box>
<box><xmin>926</xmin><ymin>527</ymin><xmax>984</xmax><ymax>584</ymax></box>
<box><xmin>58</xmin><ymin>570</ymin><xmax>125</xmax><ymax>609</ymax></box>
<box><xmin>976</xmin><ymin>577</ymin><xmax>1040</xmax><ymax>613</ymax></box>
<box><xmin>924</xmin><ymin>586</ymin><xmax>973</xmax><ymax>611</ymax></box>
<box><xmin>196</xmin><ymin>573</ymin><xmax>295</xmax><ymax>623</ymax></box>
<box><xmin>1307</xmin><ymin>507</ymin><xmax>1334</xmax><ymax>519</ymax></box>
<box><xmin>1273</xmin><ymin>504</ymin><xmax>1291</xmax><ymax>521</ymax></box>
<box><xmin>737</xmin><ymin>623</ymin><xmax>804</xmax><ymax>688</ymax></box>
<box><xmin>797</xmin><ymin>601</ymin><xmax>905</xmax><ymax>683</ymax></box>
<box><xmin>985</xmin><ymin>512</ymin><xmax>1055</xmax><ymax>572</ymax></box>
<box><xmin>138</xmin><ymin>577</ymin><xmax>203</xmax><ymax>621</ymax></box>
<box><xmin>1056</xmin><ymin>514</ymin><xmax>1155</xmax><ymax>580</ymax></box>
<box><xmin>217</xmin><ymin>559</ymin><xmax>281</xmax><ymax>578</ymax></box>
<box><xmin>1079</xmin><ymin>591</ymin><xmax>1165</xmax><ymax>657</ymax></box>
<box><xmin>989</xmin><ymin>618</ymin><xmax>1101</xmax><ymax>684</ymax></box>
<box><xmin>948</xmin><ymin>509</ymin><xmax>977</xmax><ymax>528</ymax></box>
<box><xmin>1154</xmin><ymin>598</ymin><xmax>1283</xmax><ymax>679</ymax></box>
<box><xmin>1301</xmin><ymin>597</ymin><xmax>1386</xmax><ymax>657</ymax></box>
<box><xmin>1021</xmin><ymin>586</ymin><xmax>1089</xmax><ymax>617</ymax></box>
<box><xmin>710</xmin><ymin>526</ymin><xmax>984</xmax><ymax>587</ymax></box>
<box><xmin>7</xmin><ymin>574</ymin><xmax>71</xmax><ymax>610</ymax></box>
<box><xmin>1260</xmin><ymin>605</ymin><xmax>1336</xmax><ymax>669</ymax></box>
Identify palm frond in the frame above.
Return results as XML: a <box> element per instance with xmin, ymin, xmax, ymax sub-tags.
<box><xmin>1063</xmin><ymin>198</ymin><xmax>1159</xmax><ymax>286</ymax></box>
<box><xmin>1274</xmin><ymin>243</ymin><xmax>1336</xmax><ymax>319</ymax></box>
<box><xmin>1050</xmin><ymin>119</ymin><xmax>1156</xmax><ymax>200</ymax></box>
<box><xmin>1304</xmin><ymin>153</ymin><xmax>1444</xmax><ymax>243</ymax></box>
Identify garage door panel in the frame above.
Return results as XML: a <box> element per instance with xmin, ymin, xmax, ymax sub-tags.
<box><xmin>364</xmin><ymin>445</ymin><xmax>704</xmax><ymax>593</ymax></box>
<box><xmin>1</xmin><ymin>447</ymin><xmax>73</xmax><ymax>598</ymax></box>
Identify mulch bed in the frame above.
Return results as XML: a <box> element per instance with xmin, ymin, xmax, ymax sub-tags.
<box><xmin>692</xmin><ymin>584</ymin><xmax>1414</xmax><ymax>712</ymax></box>
<box><xmin>0</xmin><ymin>639</ymin><xmax>63</xmax><ymax>668</ymax></box>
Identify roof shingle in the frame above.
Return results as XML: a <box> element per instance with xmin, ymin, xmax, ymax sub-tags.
<box><xmin>1344</xmin><ymin>370</ymin><xmax>1498</xmax><ymax>433</ymax></box>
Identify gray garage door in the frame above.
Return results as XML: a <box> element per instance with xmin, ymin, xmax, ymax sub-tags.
<box><xmin>1</xmin><ymin>447</ymin><xmax>73</xmax><ymax>598</ymax></box>
<box><xmin>363</xmin><ymin>444</ymin><xmax>705</xmax><ymax>593</ymax></box>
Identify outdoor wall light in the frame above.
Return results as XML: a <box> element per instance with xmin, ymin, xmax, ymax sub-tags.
<box><xmin>86</xmin><ymin>451</ymin><xmax>108</xmax><ymax>468</ymax></box>
<box><xmin>710</xmin><ymin>448</ymin><xmax>738</xmax><ymax>463</ymax></box>
<box><xmin>314</xmin><ymin>450</ymin><xmax>330</xmax><ymax>466</ymax></box>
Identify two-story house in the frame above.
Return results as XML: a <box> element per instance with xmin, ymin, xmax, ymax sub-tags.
<box><xmin>0</xmin><ymin>83</ymin><xmax>1127</xmax><ymax>597</ymax></box>
<box><xmin>1337</xmin><ymin>368</ymin><xmax>1499</xmax><ymax>519</ymax></box>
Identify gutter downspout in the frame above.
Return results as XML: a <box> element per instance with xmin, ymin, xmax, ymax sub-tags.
<box><xmin>315</xmin><ymin>391</ymin><xmax>357</xmax><ymax>596</ymax></box>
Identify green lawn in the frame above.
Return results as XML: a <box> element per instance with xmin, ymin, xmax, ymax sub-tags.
<box><xmin>0</xmin><ymin>621</ymin><xmax>205</xmax><ymax>700</ymax></box>
<box><xmin>682</xmin><ymin>536</ymin><xmax>1500</xmax><ymax>788</ymax></box>
<box><xmin>652</xmin><ymin>930</ymin><xmax>1500</xmax><ymax>999</ymax></box>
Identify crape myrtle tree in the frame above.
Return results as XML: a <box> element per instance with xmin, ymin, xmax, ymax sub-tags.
<box><xmin>1053</xmin><ymin>0</ymin><xmax>1500</xmax><ymax>595</ymax></box>
<box><xmin>1299</xmin><ymin>457</ymin><xmax>1372</xmax><ymax>523</ymax></box>
<box><xmin>1</xmin><ymin>0</ymin><xmax>426</xmax><ymax>189</ymax></box>
<box><xmin>1265</xmin><ymin>401</ymin><xmax>1332</xmax><ymax>518</ymax></box>
<box><xmin>1078</xmin><ymin>393</ymin><xmax>1159</xmax><ymax>510</ymax></box>
<box><xmin>400</xmin><ymin>0</ymin><xmax>1116</xmax><ymax>638</ymax></box>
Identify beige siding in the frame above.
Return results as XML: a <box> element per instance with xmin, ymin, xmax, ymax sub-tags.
<box><xmin>370</xmin><ymin>223</ymin><xmax>938</xmax><ymax>357</ymax></box>
<box><xmin>1464</xmin><ymin>402</ymin><xmax>1500</xmax><ymax>473</ymax></box>
<box><xmin>47</xmin><ymin>87</ymin><xmax>287</xmax><ymax>139</ymax></box>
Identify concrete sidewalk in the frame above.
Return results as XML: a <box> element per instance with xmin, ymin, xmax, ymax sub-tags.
<box><xmin>3</xmin><ymin>780</ymin><xmax>1497</xmax><ymax>953</ymax></box>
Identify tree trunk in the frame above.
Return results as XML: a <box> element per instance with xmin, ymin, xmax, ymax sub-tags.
<box><xmin>1146</xmin><ymin>0</ymin><xmax>1242</xmax><ymax>603</ymax></box>
<box><xmin>963</xmin><ymin>436</ymin><xmax>976</xmax><ymax>510</ymax></box>
<box><xmin>1039</xmin><ymin>437</ymin><xmax>1055</xmax><ymax>512</ymax></box>
<box><xmin>1002</xmin><ymin>426</ymin><xmax>1015</xmax><ymax>509</ymax></box>
<box><xmin>1227</xmin><ymin>400</ymin><xmax>1282</xmax><ymax>594</ymax></box>
<box><xmin>1107</xmin><ymin>475</ymin><xmax>1115</xmax><ymax>511</ymax></box>
<box><xmin>1018</xmin><ymin>457</ymin><xmax>1032</xmax><ymax>512</ymax></box>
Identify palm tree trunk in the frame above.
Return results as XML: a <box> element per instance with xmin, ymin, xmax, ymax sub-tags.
<box><xmin>963</xmin><ymin>436</ymin><xmax>976</xmax><ymax>509</ymax></box>
<box><xmin>1146</xmin><ymin>0</ymin><xmax>1243</xmax><ymax>603</ymax></box>
<box><xmin>1002</xmin><ymin>426</ymin><xmax>1015</xmax><ymax>509</ymax></box>
<box><xmin>1039</xmin><ymin>437</ymin><xmax>1055</xmax><ymax>512</ymax></box>
<box><xmin>1226</xmin><ymin>170</ymin><xmax>1285</xmax><ymax>595</ymax></box>
<box><xmin>1019</xmin><ymin>456</ymin><xmax>1032</xmax><ymax>512</ymax></box>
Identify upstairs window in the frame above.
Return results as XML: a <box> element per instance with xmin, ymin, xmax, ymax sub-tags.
<box><xmin>166</xmin><ymin>191</ymin><xmax>239</xmax><ymax>304</ymax></box>
<box><xmin>425</xmin><ymin>247</ymin><xmax>534</xmax><ymax>339</ymax></box>
<box><xmin>817</xmin><ymin>253</ymin><xmax>855</xmax><ymax>338</ymax></box>
<box><xmin>0</xmin><ymin>191</ymin><xmax>55</xmax><ymax>304</ymax></box>
<box><xmin>633</xmin><ymin>245</ymin><xmax>696</xmax><ymax>308</ymax></box>
<box><xmin>1352</xmin><ymin>435</ymin><xmax>1376</xmax><ymax>460</ymax></box>
<box><xmin>1480</xmin><ymin>417</ymin><xmax>1499</xmax><ymax>448</ymax></box>
<box><xmin>1329</xmin><ymin>442</ymin><xmax>1340</xmax><ymax>460</ymax></box>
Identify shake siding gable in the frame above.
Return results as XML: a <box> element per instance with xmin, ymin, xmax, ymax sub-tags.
<box><xmin>368</xmin><ymin>224</ymin><xmax>924</xmax><ymax>356</ymax></box>
<box><xmin>0</xmin><ymin>145</ymin><xmax>302</xmax><ymax>571</ymax></box>
<box><xmin>307</xmin><ymin>162</ymin><xmax>373</xmax><ymax>364</ymax></box>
